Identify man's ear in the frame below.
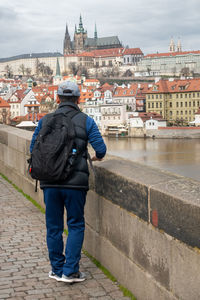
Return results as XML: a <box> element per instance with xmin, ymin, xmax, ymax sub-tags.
<box><xmin>77</xmin><ymin>96</ymin><xmax>81</xmax><ymax>104</ymax></box>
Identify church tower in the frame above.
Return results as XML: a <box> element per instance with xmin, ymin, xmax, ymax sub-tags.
<box><xmin>63</xmin><ymin>23</ymin><xmax>72</xmax><ymax>55</ymax></box>
<box><xmin>169</xmin><ymin>38</ymin><xmax>175</xmax><ymax>52</ymax></box>
<box><xmin>74</xmin><ymin>15</ymin><xmax>87</xmax><ymax>54</ymax></box>
<box><xmin>177</xmin><ymin>39</ymin><xmax>182</xmax><ymax>52</ymax></box>
<box><xmin>94</xmin><ymin>23</ymin><xmax>98</xmax><ymax>39</ymax></box>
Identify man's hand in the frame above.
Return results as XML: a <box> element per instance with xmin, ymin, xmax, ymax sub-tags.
<box><xmin>91</xmin><ymin>156</ymin><xmax>103</xmax><ymax>162</ymax></box>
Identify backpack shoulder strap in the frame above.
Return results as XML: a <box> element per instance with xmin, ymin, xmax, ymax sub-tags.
<box><xmin>65</xmin><ymin>110</ymin><xmax>80</xmax><ymax>120</ymax></box>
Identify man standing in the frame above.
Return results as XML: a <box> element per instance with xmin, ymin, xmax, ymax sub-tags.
<box><xmin>30</xmin><ymin>81</ymin><xmax>106</xmax><ymax>283</ymax></box>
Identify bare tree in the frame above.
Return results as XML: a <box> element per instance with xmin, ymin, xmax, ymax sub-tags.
<box><xmin>180</xmin><ymin>67</ymin><xmax>190</xmax><ymax>77</ymax></box>
<box><xmin>18</xmin><ymin>64</ymin><xmax>26</xmax><ymax>75</ymax></box>
<box><xmin>123</xmin><ymin>69</ymin><xmax>133</xmax><ymax>77</ymax></box>
<box><xmin>25</xmin><ymin>68</ymin><xmax>32</xmax><ymax>76</ymax></box>
<box><xmin>68</xmin><ymin>62</ymin><xmax>79</xmax><ymax>75</ymax></box>
<box><xmin>4</xmin><ymin>65</ymin><xmax>13</xmax><ymax>78</ymax></box>
<box><xmin>44</xmin><ymin>65</ymin><xmax>53</xmax><ymax>76</ymax></box>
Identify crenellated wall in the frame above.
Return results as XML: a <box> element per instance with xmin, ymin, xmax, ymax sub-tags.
<box><xmin>0</xmin><ymin>124</ymin><xmax>200</xmax><ymax>300</ymax></box>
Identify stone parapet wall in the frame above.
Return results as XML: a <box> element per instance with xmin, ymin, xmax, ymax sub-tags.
<box><xmin>129</xmin><ymin>127</ymin><xmax>200</xmax><ymax>138</ymax></box>
<box><xmin>146</xmin><ymin>128</ymin><xmax>200</xmax><ymax>139</ymax></box>
<box><xmin>0</xmin><ymin>124</ymin><xmax>200</xmax><ymax>300</ymax></box>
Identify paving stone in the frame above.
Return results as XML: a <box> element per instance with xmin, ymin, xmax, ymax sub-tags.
<box><xmin>0</xmin><ymin>176</ymin><xmax>131</xmax><ymax>300</ymax></box>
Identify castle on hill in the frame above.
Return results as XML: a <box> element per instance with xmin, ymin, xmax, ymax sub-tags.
<box><xmin>63</xmin><ymin>15</ymin><xmax>122</xmax><ymax>55</ymax></box>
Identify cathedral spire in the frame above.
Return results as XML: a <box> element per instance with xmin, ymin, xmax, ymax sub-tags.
<box><xmin>56</xmin><ymin>58</ymin><xmax>61</xmax><ymax>76</ymax></box>
<box><xmin>65</xmin><ymin>23</ymin><xmax>69</xmax><ymax>35</ymax></box>
<box><xmin>94</xmin><ymin>23</ymin><xmax>98</xmax><ymax>39</ymax></box>
<box><xmin>79</xmin><ymin>14</ymin><xmax>83</xmax><ymax>31</ymax></box>
<box><xmin>63</xmin><ymin>22</ymin><xmax>72</xmax><ymax>55</ymax></box>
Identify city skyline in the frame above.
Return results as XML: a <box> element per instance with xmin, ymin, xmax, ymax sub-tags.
<box><xmin>0</xmin><ymin>0</ymin><xmax>200</xmax><ymax>58</ymax></box>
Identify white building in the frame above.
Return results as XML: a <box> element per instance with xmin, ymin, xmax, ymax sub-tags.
<box><xmin>113</xmin><ymin>84</ymin><xmax>137</xmax><ymax>111</ymax></box>
<box><xmin>128</xmin><ymin>113</ymin><xmax>144</xmax><ymax>128</ymax></box>
<box><xmin>190</xmin><ymin>108</ymin><xmax>200</xmax><ymax>126</ymax></box>
<box><xmin>20</xmin><ymin>89</ymin><xmax>40</xmax><ymax>116</ymax></box>
<box><xmin>137</xmin><ymin>50</ymin><xmax>200</xmax><ymax>76</ymax></box>
<box><xmin>145</xmin><ymin>118</ymin><xmax>167</xmax><ymax>129</ymax></box>
<box><xmin>100</xmin><ymin>103</ymin><xmax>126</xmax><ymax>134</ymax></box>
<box><xmin>83</xmin><ymin>98</ymin><xmax>103</xmax><ymax>128</ymax></box>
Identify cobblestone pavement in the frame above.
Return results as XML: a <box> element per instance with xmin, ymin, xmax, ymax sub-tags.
<box><xmin>0</xmin><ymin>176</ymin><xmax>130</xmax><ymax>300</ymax></box>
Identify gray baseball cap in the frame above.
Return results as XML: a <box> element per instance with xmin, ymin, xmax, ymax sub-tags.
<box><xmin>57</xmin><ymin>81</ymin><xmax>80</xmax><ymax>97</ymax></box>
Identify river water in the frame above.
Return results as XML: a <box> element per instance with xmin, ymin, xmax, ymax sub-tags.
<box><xmin>104</xmin><ymin>137</ymin><xmax>200</xmax><ymax>182</ymax></box>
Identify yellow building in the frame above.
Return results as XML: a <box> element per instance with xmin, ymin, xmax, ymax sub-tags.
<box><xmin>146</xmin><ymin>79</ymin><xmax>200</xmax><ymax>125</ymax></box>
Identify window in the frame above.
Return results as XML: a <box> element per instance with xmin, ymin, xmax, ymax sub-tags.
<box><xmin>189</xmin><ymin>102</ymin><xmax>191</xmax><ymax>107</ymax></box>
<box><xmin>180</xmin><ymin>102</ymin><xmax>183</xmax><ymax>107</ymax></box>
<box><xmin>169</xmin><ymin>94</ymin><xmax>172</xmax><ymax>99</ymax></box>
<box><xmin>189</xmin><ymin>94</ymin><xmax>191</xmax><ymax>98</ymax></box>
<box><xmin>176</xmin><ymin>94</ymin><xmax>179</xmax><ymax>98</ymax></box>
<box><xmin>156</xmin><ymin>95</ymin><xmax>158</xmax><ymax>99</ymax></box>
<box><xmin>152</xmin><ymin>103</ymin><xmax>154</xmax><ymax>108</ymax></box>
<box><xmin>169</xmin><ymin>102</ymin><xmax>172</xmax><ymax>107</ymax></box>
<box><xmin>156</xmin><ymin>102</ymin><xmax>158</xmax><ymax>108</ymax></box>
<box><xmin>180</xmin><ymin>94</ymin><xmax>183</xmax><ymax>98</ymax></box>
<box><xmin>181</xmin><ymin>111</ymin><xmax>183</xmax><ymax>115</ymax></box>
<box><xmin>152</xmin><ymin>95</ymin><xmax>154</xmax><ymax>99</ymax></box>
<box><xmin>193</xmin><ymin>101</ymin><xmax>195</xmax><ymax>106</ymax></box>
<box><xmin>185</xmin><ymin>111</ymin><xmax>187</xmax><ymax>114</ymax></box>
<box><xmin>160</xmin><ymin>95</ymin><xmax>162</xmax><ymax>99</ymax></box>
<box><xmin>176</xmin><ymin>102</ymin><xmax>179</xmax><ymax>107</ymax></box>
<box><xmin>193</xmin><ymin>93</ymin><xmax>195</xmax><ymax>97</ymax></box>
<box><xmin>185</xmin><ymin>94</ymin><xmax>187</xmax><ymax>98</ymax></box>
<box><xmin>160</xmin><ymin>102</ymin><xmax>162</xmax><ymax>108</ymax></box>
<box><xmin>177</xmin><ymin>111</ymin><xmax>179</xmax><ymax>115</ymax></box>
<box><xmin>148</xmin><ymin>103</ymin><xmax>150</xmax><ymax>108</ymax></box>
<box><xmin>185</xmin><ymin>102</ymin><xmax>187</xmax><ymax>107</ymax></box>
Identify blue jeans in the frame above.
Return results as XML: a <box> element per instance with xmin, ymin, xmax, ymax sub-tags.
<box><xmin>43</xmin><ymin>188</ymin><xmax>86</xmax><ymax>277</ymax></box>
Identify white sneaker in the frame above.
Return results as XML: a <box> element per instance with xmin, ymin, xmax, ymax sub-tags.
<box><xmin>49</xmin><ymin>271</ymin><xmax>62</xmax><ymax>281</ymax></box>
<box><xmin>61</xmin><ymin>271</ymin><xmax>86</xmax><ymax>283</ymax></box>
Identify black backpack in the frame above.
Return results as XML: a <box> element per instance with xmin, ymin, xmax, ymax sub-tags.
<box><xmin>28</xmin><ymin>109</ymin><xmax>80</xmax><ymax>183</ymax></box>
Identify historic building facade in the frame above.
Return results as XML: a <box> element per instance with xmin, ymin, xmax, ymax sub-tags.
<box><xmin>63</xmin><ymin>15</ymin><xmax>122</xmax><ymax>55</ymax></box>
<box><xmin>145</xmin><ymin>78</ymin><xmax>200</xmax><ymax>125</ymax></box>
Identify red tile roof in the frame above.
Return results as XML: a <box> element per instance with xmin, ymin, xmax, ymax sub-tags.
<box><xmin>79</xmin><ymin>89</ymin><xmax>94</xmax><ymax>103</ymax></box>
<box><xmin>145</xmin><ymin>50</ymin><xmax>200</xmax><ymax>58</ymax></box>
<box><xmin>0</xmin><ymin>97</ymin><xmax>10</xmax><ymax>108</ymax></box>
<box><xmin>124</xmin><ymin>48</ymin><xmax>143</xmax><ymax>55</ymax></box>
<box><xmin>78</xmin><ymin>47</ymin><xmax>143</xmax><ymax>58</ymax></box>
<box><xmin>146</xmin><ymin>78</ymin><xmax>200</xmax><ymax>94</ymax></box>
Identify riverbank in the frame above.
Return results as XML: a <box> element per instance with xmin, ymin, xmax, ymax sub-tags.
<box><xmin>128</xmin><ymin>127</ymin><xmax>200</xmax><ymax>138</ymax></box>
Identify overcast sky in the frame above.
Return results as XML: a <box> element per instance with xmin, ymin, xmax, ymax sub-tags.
<box><xmin>0</xmin><ymin>0</ymin><xmax>200</xmax><ymax>58</ymax></box>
